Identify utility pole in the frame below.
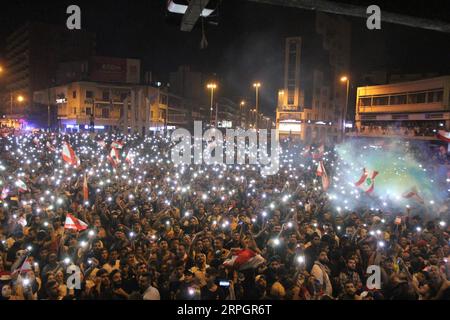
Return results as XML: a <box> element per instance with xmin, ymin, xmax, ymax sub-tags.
<box><xmin>215</xmin><ymin>102</ymin><xmax>218</xmax><ymax>127</ymax></box>
<box><xmin>47</xmin><ymin>88</ymin><xmax>51</xmax><ymax>131</ymax></box>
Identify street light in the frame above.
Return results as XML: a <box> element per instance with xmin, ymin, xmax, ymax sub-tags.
<box><xmin>240</xmin><ymin>101</ymin><xmax>246</xmax><ymax>128</ymax></box>
<box><xmin>10</xmin><ymin>94</ymin><xmax>25</xmax><ymax>115</ymax></box>
<box><xmin>340</xmin><ymin>76</ymin><xmax>350</xmax><ymax>139</ymax></box>
<box><xmin>253</xmin><ymin>82</ymin><xmax>261</xmax><ymax>129</ymax></box>
<box><xmin>207</xmin><ymin>83</ymin><xmax>217</xmax><ymax>126</ymax></box>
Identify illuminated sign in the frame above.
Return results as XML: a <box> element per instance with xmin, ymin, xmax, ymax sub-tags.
<box><xmin>279</xmin><ymin>123</ymin><xmax>301</xmax><ymax>133</ymax></box>
<box><xmin>218</xmin><ymin>121</ymin><xmax>232</xmax><ymax>128</ymax></box>
<box><xmin>56</xmin><ymin>98</ymin><xmax>67</xmax><ymax>104</ymax></box>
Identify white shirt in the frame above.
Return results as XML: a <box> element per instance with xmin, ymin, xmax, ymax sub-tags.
<box><xmin>143</xmin><ymin>286</ymin><xmax>160</xmax><ymax>300</ymax></box>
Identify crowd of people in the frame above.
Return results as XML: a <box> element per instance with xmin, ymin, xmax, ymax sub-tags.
<box><xmin>0</xmin><ymin>130</ymin><xmax>449</xmax><ymax>300</ymax></box>
<box><xmin>354</xmin><ymin>122</ymin><xmax>445</xmax><ymax>139</ymax></box>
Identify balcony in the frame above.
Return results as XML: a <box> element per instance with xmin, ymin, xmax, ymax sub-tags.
<box><xmin>347</xmin><ymin>125</ymin><xmax>441</xmax><ymax>140</ymax></box>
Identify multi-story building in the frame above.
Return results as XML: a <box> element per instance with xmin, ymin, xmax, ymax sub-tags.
<box><xmin>33</xmin><ymin>81</ymin><xmax>187</xmax><ymax>133</ymax></box>
<box><xmin>351</xmin><ymin>75</ymin><xmax>450</xmax><ymax>140</ymax></box>
<box><xmin>32</xmin><ymin>55</ymin><xmax>190</xmax><ymax>133</ymax></box>
<box><xmin>275</xmin><ymin>13</ymin><xmax>350</xmax><ymax>143</ymax></box>
<box><xmin>2</xmin><ymin>22</ymin><xmax>95</xmax><ymax>123</ymax></box>
<box><xmin>316</xmin><ymin>12</ymin><xmax>351</xmax><ymax>131</ymax></box>
<box><xmin>275</xmin><ymin>40</ymin><xmax>338</xmax><ymax>142</ymax></box>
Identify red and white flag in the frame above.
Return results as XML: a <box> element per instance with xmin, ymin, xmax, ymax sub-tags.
<box><xmin>19</xmin><ymin>257</ymin><xmax>33</xmax><ymax>274</ymax></box>
<box><xmin>402</xmin><ymin>186</ymin><xmax>424</xmax><ymax>204</ymax></box>
<box><xmin>64</xmin><ymin>213</ymin><xmax>88</xmax><ymax>231</ymax></box>
<box><xmin>111</xmin><ymin>141</ymin><xmax>124</xmax><ymax>149</ymax></box>
<box><xmin>108</xmin><ymin>147</ymin><xmax>121</xmax><ymax>167</ymax></box>
<box><xmin>83</xmin><ymin>174</ymin><xmax>89</xmax><ymax>203</ymax></box>
<box><xmin>125</xmin><ymin>150</ymin><xmax>135</xmax><ymax>164</ymax></box>
<box><xmin>437</xmin><ymin>130</ymin><xmax>450</xmax><ymax>142</ymax></box>
<box><xmin>15</xmin><ymin>179</ymin><xmax>29</xmax><ymax>193</ymax></box>
<box><xmin>316</xmin><ymin>161</ymin><xmax>330</xmax><ymax>191</ymax></box>
<box><xmin>62</xmin><ymin>142</ymin><xmax>80</xmax><ymax>167</ymax></box>
<box><xmin>355</xmin><ymin>168</ymin><xmax>378</xmax><ymax>193</ymax></box>
<box><xmin>223</xmin><ymin>249</ymin><xmax>265</xmax><ymax>271</ymax></box>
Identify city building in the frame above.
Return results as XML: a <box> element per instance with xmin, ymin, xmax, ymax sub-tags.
<box><xmin>33</xmin><ymin>81</ymin><xmax>187</xmax><ymax>133</ymax></box>
<box><xmin>351</xmin><ymin>75</ymin><xmax>450</xmax><ymax>140</ymax></box>
<box><xmin>316</xmin><ymin>12</ymin><xmax>351</xmax><ymax>131</ymax></box>
<box><xmin>32</xmin><ymin>55</ymin><xmax>191</xmax><ymax>133</ymax></box>
<box><xmin>55</xmin><ymin>56</ymin><xmax>141</xmax><ymax>85</ymax></box>
<box><xmin>2</xmin><ymin>22</ymin><xmax>96</xmax><ymax>125</ymax></box>
<box><xmin>275</xmin><ymin>13</ymin><xmax>351</xmax><ymax>143</ymax></box>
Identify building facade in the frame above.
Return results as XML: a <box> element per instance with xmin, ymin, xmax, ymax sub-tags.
<box><xmin>33</xmin><ymin>81</ymin><xmax>187</xmax><ymax>133</ymax></box>
<box><xmin>275</xmin><ymin>38</ymin><xmax>339</xmax><ymax>142</ymax></box>
<box><xmin>352</xmin><ymin>76</ymin><xmax>450</xmax><ymax>140</ymax></box>
<box><xmin>2</xmin><ymin>22</ymin><xmax>95</xmax><ymax>122</ymax></box>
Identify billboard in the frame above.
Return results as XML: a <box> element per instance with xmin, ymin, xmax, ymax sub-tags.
<box><xmin>90</xmin><ymin>57</ymin><xmax>140</xmax><ymax>84</ymax></box>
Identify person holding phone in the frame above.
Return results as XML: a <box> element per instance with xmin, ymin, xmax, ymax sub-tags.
<box><xmin>200</xmin><ymin>267</ymin><xmax>226</xmax><ymax>300</ymax></box>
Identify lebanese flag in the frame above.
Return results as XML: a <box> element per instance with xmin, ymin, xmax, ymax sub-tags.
<box><xmin>62</xmin><ymin>142</ymin><xmax>80</xmax><ymax>167</ymax></box>
<box><xmin>19</xmin><ymin>257</ymin><xmax>33</xmax><ymax>274</ymax></box>
<box><xmin>355</xmin><ymin>168</ymin><xmax>378</xmax><ymax>193</ymax></box>
<box><xmin>437</xmin><ymin>130</ymin><xmax>450</xmax><ymax>142</ymax></box>
<box><xmin>316</xmin><ymin>161</ymin><xmax>330</xmax><ymax>191</ymax></box>
<box><xmin>312</xmin><ymin>144</ymin><xmax>325</xmax><ymax>159</ymax></box>
<box><xmin>402</xmin><ymin>186</ymin><xmax>424</xmax><ymax>204</ymax></box>
<box><xmin>125</xmin><ymin>150</ymin><xmax>135</xmax><ymax>164</ymax></box>
<box><xmin>11</xmin><ymin>256</ymin><xmax>33</xmax><ymax>276</ymax></box>
<box><xmin>83</xmin><ymin>174</ymin><xmax>89</xmax><ymax>203</ymax></box>
<box><xmin>223</xmin><ymin>249</ymin><xmax>265</xmax><ymax>271</ymax></box>
<box><xmin>16</xmin><ymin>179</ymin><xmax>29</xmax><ymax>193</ymax></box>
<box><xmin>108</xmin><ymin>147</ymin><xmax>121</xmax><ymax>167</ymax></box>
<box><xmin>111</xmin><ymin>141</ymin><xmax>124</xmax><ymax>149</ymax></box>
<box><xmin>64</xmin><ymin>213</ymin><xmax>88</xmax><ymax>231</ymax></box>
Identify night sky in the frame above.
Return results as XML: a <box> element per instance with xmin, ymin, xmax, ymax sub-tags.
<box><xmin>1</xmin><ymin>0</ymin><xmax>450</xmax><ymax>116</ymax></box>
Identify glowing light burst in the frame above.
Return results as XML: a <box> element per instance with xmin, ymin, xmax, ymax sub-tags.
<box><xmin>331</xmin><ymin>140</ymin><xmax>444</xmax><ymax>212</ymax></box>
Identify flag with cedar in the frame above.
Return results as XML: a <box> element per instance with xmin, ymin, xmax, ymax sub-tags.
<box><xmin>355</xmin><ymin>168</ymin><xmax>379</xmax><ymax>193</ymax></box>
<box><xmin>62</xmin><ymin>142</ymin><xmax>80</xmax><ymax>167</ymax></box>
<box><xmin>64</xmin><ymin>213</ymin><xmax>88</xmax><ymax>231</ymax></box>
<box><xmin>108</xmin><ymin>147</ymin><xmax>121</xmax><ymax>167</ymax></box>
<box><xmin>15</xmin><ymin>179</ymin><xmax>29</xmax><ymax>193</ymax></box>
